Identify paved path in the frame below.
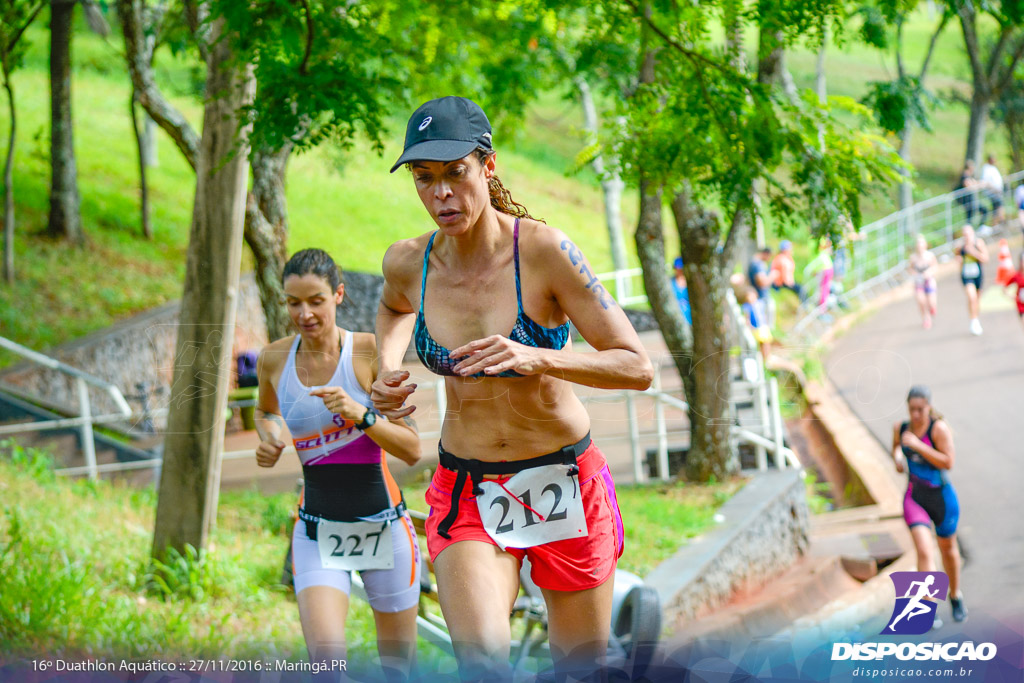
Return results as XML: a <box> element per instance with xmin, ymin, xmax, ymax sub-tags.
<box><xmin>825</xmin><ymin>264</ymin><xmax>1024</xmax><ymax>631</ymax></box>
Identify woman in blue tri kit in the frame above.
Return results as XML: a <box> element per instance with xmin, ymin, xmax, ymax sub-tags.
<box><xmin>372</xmin><ymin>96</ymin><xmax>654</xmax><ymax>679</ymax></box>
<box><xmin>891</xmin><ymin>385</ymin><xmax>967</xmax><ymax>624</ymax></box>
<box><xmin>254</xmin><ymin>249</ymin><xmax>422</xmax><ymax>681</ymax></box>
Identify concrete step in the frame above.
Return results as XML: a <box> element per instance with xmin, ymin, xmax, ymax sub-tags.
<box><xmin>669</xmin><ymin>554</ymin><xmax>864</xmax><ymax>642</ymax></box>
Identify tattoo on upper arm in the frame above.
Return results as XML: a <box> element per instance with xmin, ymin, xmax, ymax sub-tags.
<box><xmin>402</xmin><ymin>416</ymin><xmax>418</xmax><ymax>431</ymax></box>
<box><xmin>560</xmin><ymin>239</ymin><xmax>616</xmax><ymax>310</ymax></box>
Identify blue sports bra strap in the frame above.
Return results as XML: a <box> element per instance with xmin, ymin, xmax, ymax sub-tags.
<box><xmin>513</xmin><ymin>218</ymin><xmax>523</xmax><ymax>310</ymax></box>
<box><xmin>420</xmin><ymin>231</ymin><xmax>438</xmax><ymax>314</ymax></box>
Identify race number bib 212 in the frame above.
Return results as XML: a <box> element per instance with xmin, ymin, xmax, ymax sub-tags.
<box><xmin>475</xmin><ymin>464</ymin><xmax>588</xmax><ymax>549</ymax></box>
<box><xmin>316</xmin><ymin>519</ymin><xmax>394</xmax><ymax>571</ymax></box>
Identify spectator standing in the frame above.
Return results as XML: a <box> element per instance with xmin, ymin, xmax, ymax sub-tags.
<box><xmin>955</xmin><ymin>160</ymin><xmax>981</xmax><ymax>226</ymax></box>
<box><xmin>770</xmin><ymin>240</ymin><xmax>805</xmax><ymax>301</ymax></box>
<box><xmin>671</xmin><ymin>257</ymin><xmax>692</xmax><ymax>324</ymax></box>
<box><xmin>1015</xmin><ymin>183</ymin><xmax>1024</xmax><ymax>237</ymax></box>
<box><xmin>979</xmin><ymin>155</ymin><xmax>1005</xmax><ymax>230</ymax></box>
<box><xmin>741</xmin><ymin>287</ymin><xmax>773</xmax><ymax>363</ymax></box>
<box><xmin>747</xmin><ymin>247</ymin><xmax>774</xmax><ymax>326</ymax></box>
<box><xmin>803</xmin><ymin>239</ymin><xmax>835</xmax><ymax>310</ymax></box>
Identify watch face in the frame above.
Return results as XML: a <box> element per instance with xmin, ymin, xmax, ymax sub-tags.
<box><xmin>361</xmin><ymin>410</ymin><xmax>376</xmax><ymax>428</ymax></box>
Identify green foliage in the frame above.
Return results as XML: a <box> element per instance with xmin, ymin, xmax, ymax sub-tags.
<box><xmin>0</xmin><ymin>438</ymin><xmax>56</xmax><ymax>483</ymax></box>
<box><xmin>0</xmin><ymin>507</ymin><xmax>92</xmax><ymax>650</ymax></box>
<box><xmin>857</xmin><ymin>4</ymin><xmax>892</xmax><ymax>48</ymax></box>
<box><xmin>803</xmin><ymin>469</ymin><xmax>834</xmax><ymax>514</ymax></box>
<box><xmin>581</xmin><ymin>0</ymin><xmax>905</xmax><ymax>243</ymax></box>
<box><xmin>216</xmin><ymin>0</ymin><xmax>566</xmax><ymax>156</ymax></box>
<box><xmin>0</xmin><ymin>0</ymin><xmax>44</xmax><ymax>80</ymax></box>
<box><xmin>145</xmin><ymin>543</ymin><xmax>221</xmax><ymax>602</ymax></box>
<box><xmin>863</xmin><ymin>75</ymin><xmax>935</xmax><ymax>135</ymax></box>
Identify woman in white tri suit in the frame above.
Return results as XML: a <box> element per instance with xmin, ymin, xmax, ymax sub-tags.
<box><xmin>254</xmin><ymin>249</ymin><xmax>421</xmax><ymax>681</ymax></box>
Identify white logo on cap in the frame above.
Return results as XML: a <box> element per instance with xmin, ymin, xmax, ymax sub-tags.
<box><xmin>482</xmin><ymin>132</ymin><xmax>492</xmax><ymax>141</ymax></box>
<box><xmin>418</xmin><ymin>117</ymin><xmax>432</xmax><ymax>131</ymax></box>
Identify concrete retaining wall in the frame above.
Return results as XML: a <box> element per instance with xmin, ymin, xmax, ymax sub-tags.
<box><xmin>645</xmin><ymin>470</ymin><xmax>810</xmax><ymax>628</ymax></box>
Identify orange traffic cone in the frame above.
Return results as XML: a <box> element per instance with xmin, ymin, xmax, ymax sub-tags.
<box><xmin>996</xmin><ymin>239</ymin><xmax>1014</xmax><ymax>286</ymax></box>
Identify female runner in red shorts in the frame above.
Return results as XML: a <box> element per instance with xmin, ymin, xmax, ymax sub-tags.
<box><xmin>372</xmin><ymin>96</ymin><xmax>653</xmax><ymax>679</ymax></box>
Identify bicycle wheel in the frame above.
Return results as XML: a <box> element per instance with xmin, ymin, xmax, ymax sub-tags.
<box><xmin>613</xmin><ymin>585</ymin><xmax>661</xmax><ymax>676</ymax></box>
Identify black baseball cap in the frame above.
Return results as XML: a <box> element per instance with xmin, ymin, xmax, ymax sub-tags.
<box><xmin>389</xmin><ymin>96</ymin><xmax>493</xmax><ymax>173</ymax></box>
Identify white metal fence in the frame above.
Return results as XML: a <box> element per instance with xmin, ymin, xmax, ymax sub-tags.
<box><xmin>792</xmin><ymin>170</ymin><xmax>1024</xmax><ymax>338</ymax></box>
<box><xmin>590</xmin><ymin>268</ymin><xmax>799</xmax><ymax>478</ymax></box>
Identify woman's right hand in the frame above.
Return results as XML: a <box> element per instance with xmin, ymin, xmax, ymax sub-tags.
<box><xmin>256</xmin><ymin>438</ymin><xmax>286</xmax><ymax>468</ymax></box>
<box><xmin>894</xmin><ymin>451</ymin><xmax>906</xmax><ymax>474</ymax></box>
<box><xmin>371</xmin><ymin>370</ymin><xmax>418</xmax><ymax>419</ymax></box>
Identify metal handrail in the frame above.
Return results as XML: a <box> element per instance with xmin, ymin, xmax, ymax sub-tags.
<box><xmin>1</xmin><ymin>335</ymin><xmax>133</xmax><ymax>481</ymax></box>
<box><xmin>0</xmin><ymin>336</ymin><xmax>132</xmax><ymax>414</ymax></box>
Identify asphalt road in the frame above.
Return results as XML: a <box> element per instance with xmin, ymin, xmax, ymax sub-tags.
<box><xmin>825</xmin><ymin>266</ymin><xmax>1024</xmax><ymax>632</ymax></box>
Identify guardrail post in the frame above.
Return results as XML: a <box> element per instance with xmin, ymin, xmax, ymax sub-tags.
<box><xmin>76</xmin><ymin>377</ymin><xmax>98</xmax><ymax>481</ymax></box>
<box><xmin>625</xmin><ymin>392</ymin><xmax>644</xmax><ymax>483</ymax></box>
<box><xmin>754</xmin><ymin>363</ymin><xmax>769</xmax><ymax>472</ymax></box>
<box><xmin>653</xmin><ymin>366</ymin><xmax>669</xmax><ymax>481</ymax></box>
<box><xmin>770</xmin><ymin>376</ymin><xmax>786</xmax><ymax>469</ymax></box>
<box><xmin>434</xmin><ymin>378</ymin><xmax>446</xmax><ymax>420</ymax></box>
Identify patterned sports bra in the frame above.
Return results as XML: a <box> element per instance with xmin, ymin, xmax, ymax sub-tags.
<box><xmin>414</xmin><ymin>219</ymin><xmax>570</xmax><ymax>378</ymax></box>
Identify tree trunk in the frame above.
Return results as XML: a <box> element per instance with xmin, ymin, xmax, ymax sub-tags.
<box><xmin>152</xmin><ymin>18</ymin><xmax>255</xmax><ymax>559</ymax></box>
<box><xmin>577</xmin><ymin>77</ymin><xmax>628</xmax><ymax>273</ymax></box>
<box><xmin>815</xmin><ymin>36</ymin><xmax>828</xmax><ymax>104</ymax></box>
<box><xmin>245</xmin><ymin>145</ymin><xmax>293</xmax><ymax>341</ymax></box>
<box><xmin>671</xmin><ymin>190</ymin><xmax>738</xmax><ymax>482</ymax></box>
<box><xmin>635</xmin><ymin>179</ymin><xmax>691</xmax><ymax>369</ymax></box>
<box><xmin>117</xmin><ymin>0</ymin><xmax>200</xmax><ymax>171</ymax></box>
<box><xmin>966</xmin><ymin>90</ymin><xmax>989</xmax><ymax>169</ymax></box>
<box><xmin>898</xmin><ymin>125</ymin><xmax>914</xmax><ymax>211</ymax></box>
<box><xmin>1007</xmin><ymin>111</ymin><xmax>1024</xmax><ymax>171</ymax></box>
<box><xmin>3</xmin><ymin>76</ymin><xmax>15</xmax><ymax>284</ymax></box>
<box><xmin>130</xmin><ymin>88</ymin><xmax>152</xmax><ymax>239</ymax></box>
<box><xmin>48</xmin><ymin>0</ymin><xmax>83</xmax><ymax>244</ymax></box>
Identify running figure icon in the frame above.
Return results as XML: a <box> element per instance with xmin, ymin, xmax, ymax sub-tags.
<box><xmin>887</xmin><ymin>575</ymin><xmax>939</xmax><ymax>632</ymax></box>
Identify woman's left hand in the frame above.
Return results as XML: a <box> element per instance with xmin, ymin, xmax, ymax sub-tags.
<box><xmin>309</xmin><ymin>386</ymin><xmax>367</xmax><ymax>422</ymax></box>
<box><xmin>449</xmin><ymin>335</ymin><xmax>550</xmax><ymax>377</ymax></box>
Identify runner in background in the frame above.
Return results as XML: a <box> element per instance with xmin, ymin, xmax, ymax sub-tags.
<box><xmin>908</xmin><ymin>235</ymin><xmax>939</xmax><ymax>329</ymax></box>
<box><xmin>254</xmin><ymin>249</ymin><xmax>422</xmax><ymax>682</ymax></box>
<box><xmin>891</xmin><ymin>385</ymin><xmax>967</xmax><ymax>625</ymax></box>
<box><xmin>1003</xmin><ymin>251</ymin><xmax>1024</xmax><ymax>334</ymax></box>
<box><xmin>956</xmin><ymin>225</ymin><xmax>989</xmax><ymax>336</ymax></box>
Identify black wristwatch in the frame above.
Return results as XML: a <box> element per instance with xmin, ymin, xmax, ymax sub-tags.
<box><xmin>355</xmin><ymin>409</ymin><xmax>377</xmax><ymax>431</ymax></box>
